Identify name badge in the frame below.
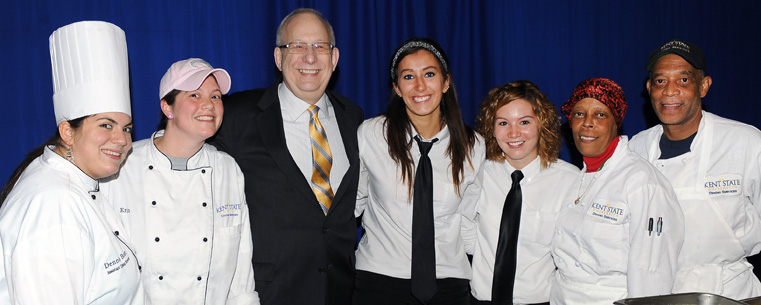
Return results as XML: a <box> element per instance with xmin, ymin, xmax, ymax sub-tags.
<box><xmin>704</xmin><ymin>174</ymin><xmax>743</xmax><ymax>197</ymax></box>
<box><xmin>586</xmin><ymin>198</ymin><xmax>627</xmax><ymax>224</ymax></box>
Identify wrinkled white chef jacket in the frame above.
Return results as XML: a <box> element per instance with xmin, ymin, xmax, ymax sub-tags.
<box><xmin>550</xmin><ymin>136</ymin><xmax>685</xmax><ymax>305</ymax></box>
<box><xmin>467</xmin><ymin>156</ymin><xmax>579</xmax><ymax>303</ymax></box>
<box><xmin>630</xmin><ymin>111</ymin><xmax>761</xmax><ymax>299</ymax></box>
<box><xmin>0</xmin><ymin>147</ymin><xmax>144</xmax><ymax>305</ymax></box>
<box><xmin>355</xmin><ymin>117</ymin><xmax>485</xmax><ymax>280</ymax></box>
<box><xmin>100</xmin><ymin>130</ymin><xmax>259</xmax><ymax>305</ymax></box>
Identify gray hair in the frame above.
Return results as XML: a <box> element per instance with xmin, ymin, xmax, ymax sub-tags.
<box><xmin>275</xmin><ymin>8</ymin><xmax>336</xmax><ymax>46</ymax></box>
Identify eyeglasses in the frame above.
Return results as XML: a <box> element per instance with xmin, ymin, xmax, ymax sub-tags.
<box><xmin>278</xmin><ymin>42</ymin><xmax>334</xmax><ymax>54</ymax></box>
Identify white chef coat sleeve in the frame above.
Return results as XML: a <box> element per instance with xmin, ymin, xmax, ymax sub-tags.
<box><xmin>625</xmin><ymin>182</ymin><xmax>684</xmax><ymax>298</ymax></box>
<box><xmin>8</xmin><ymin>193</ymin><xmax>94</xmax><ymax>304</ymax></box>
<box><xmin>226</xmin><ymin>178</ymin><xmax>260</xmax><ymax>305</ymax></box>
<box><xmin>459</xmin><ymin>162</ymin><xmax>483</xmax><ymax>255</ymax></box>
<box><xmin>739</xmin><ymin>142</ymin><xmax>761</xmax><ymax>255</ymax></box>
<box><xmin>355</xmin><ymin>124</ymin><xmax>369</xmax><ymax>218</ymax></box>
<box><xmin>751</xmin><ymin>145</ymin><xmax>761</xmax><ymax>211</ymax></box>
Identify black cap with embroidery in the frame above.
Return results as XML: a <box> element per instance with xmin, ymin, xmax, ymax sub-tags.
<box><xmin>646</xmin><ymin>39</ymin><xmax>706</xmax><ymax>72</ymax></box>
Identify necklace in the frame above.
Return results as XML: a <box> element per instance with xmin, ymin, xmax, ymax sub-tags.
<box><xmin>575</xmin><ymin>172</ymin><xmax>598</xmax><ymax>204</ymax></box>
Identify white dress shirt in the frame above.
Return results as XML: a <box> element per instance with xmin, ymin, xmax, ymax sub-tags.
<box><xmin>355</xmin><ymin>116</ymin><xmax>485</xmax><ymax>280</ymax></box>
<box><xmin>279</xmin><ymin>83</ymin><xmax>348</xmax><ymax>191</ymax></box>
<box><xmin>468</xmin><ymin>157</ymin><xmax>579</xmax><ymax>303</ymax></box>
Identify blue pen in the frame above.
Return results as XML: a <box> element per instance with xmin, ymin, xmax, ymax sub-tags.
<box><xmin>648</xmin><ymin>218</ymin><xmax>653</xmax><ymax>236</ymax></box>
<box><xmin>657</xmin><ymin>217</ymin><xmax>663</xmax><ymax>236</ymax></box>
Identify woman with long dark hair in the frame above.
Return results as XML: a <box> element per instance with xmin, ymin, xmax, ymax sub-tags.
<box><xmin>353</xmin><ymin>38</ymin><xmax>484</xmax><ymax>305</ymax></box>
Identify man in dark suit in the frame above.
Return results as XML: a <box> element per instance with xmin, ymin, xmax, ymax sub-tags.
<box><xmin>210</xmin><ymin>8</ymin><xmax>363</xmax><ymax>305</ymax></box>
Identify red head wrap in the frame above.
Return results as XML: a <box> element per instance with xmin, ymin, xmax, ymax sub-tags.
<box><xmin>561</xmin><ymin>77</ymin><xmax>628</xmax><ymax>128</ymax></box>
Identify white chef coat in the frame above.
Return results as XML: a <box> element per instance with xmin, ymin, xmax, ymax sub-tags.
<box><xmin>0</xmin><ymin>147</ymin><xmax>144</xmax><ymax>305</ymax></box>
<box><xmin>468</xmin><ymin>157</ymin><xmax>579</xmax><ymax>303</ymax></box>
<box><xmin>355</xmin><ymin>116</ymin><xmax>485</xmax><ymax>280</ymax></box>
<box><xmin>100</xmin><ymin>130</ymin><xmax>259</xmax><ymax>305</ymax></box>
<box><xmin>550</xmin><ymin>136</ymin><xmax>684</xmax><ymax>305</ymax></box>
<box><xmin>630</xmin><ymin>111</ymin><xmax>761</xmax><ymax>299</ymax></box>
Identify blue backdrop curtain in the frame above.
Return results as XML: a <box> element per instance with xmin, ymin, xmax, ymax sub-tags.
<box><xmin>2</xmin><ymin>0</ymin><xmax>760</xmax><ymax>183</ymax></box>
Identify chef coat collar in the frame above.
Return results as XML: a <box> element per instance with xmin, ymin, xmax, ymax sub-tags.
<box><xmin>581</xmin><ymin>135</ymin><xmax>629</xmax><ymax>176</ymax></box>
<box><xmin>149</xmin><ymin>130</ymin><xmax>207</xmax><ymax>170</ymax></box>
<box><xmin>43</xmin><ymin>145</ymin><xmax>99</xmax><ymax>191</ymax></box>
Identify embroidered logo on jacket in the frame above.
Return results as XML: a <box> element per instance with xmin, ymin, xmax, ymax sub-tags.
<box><xmin>104</xmin><ymin>250</ymin><xmax>130</xmax><ymax>274</ymax></box>
<box><xmin>704</xmin><ymin>174</ymin><xmax>742</xmax><ymax>197</ymax></box>
<box><xmin>587</xmin><ymin>198</ymin><xmax>627</xmax><ymax>224</ymax></box>
<box><xmin>216</xmin><ymin>202</ymin><xmax>241</xmax><ymax>217</ymax></box>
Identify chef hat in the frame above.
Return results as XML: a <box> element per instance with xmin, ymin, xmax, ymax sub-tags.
<box><xmin>49</xmin><ymin>21</ymin><xmax>131</xmax><ymax>126</ymax></box>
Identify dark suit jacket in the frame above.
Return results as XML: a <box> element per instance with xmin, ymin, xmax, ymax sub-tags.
<box><xmin>210</xmin><ymin>82</ymin><xmax>364</xmax><ymax>305</ymax></box>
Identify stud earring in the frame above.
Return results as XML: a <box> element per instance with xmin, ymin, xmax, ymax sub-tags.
<box><xmin>167</xmin><ymin>114</ymin><xmax>173</xmax><ymax>119</ymax></box>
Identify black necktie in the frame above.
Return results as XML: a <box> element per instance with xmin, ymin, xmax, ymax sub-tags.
<box><xmin>411</xmin><ymin>135</ymin><xmax>438</xmax><ymax>304</ymax></box>
<box><xmin>492</xmin><ymin>170</ymin><xmax>524</xmax><ymax>304</ymax></box>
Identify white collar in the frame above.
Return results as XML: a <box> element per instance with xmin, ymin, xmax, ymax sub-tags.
<box><xmin>278</xmin><ymin>82</ymin><xmax>331</xmax><ymax>122</ymax></box>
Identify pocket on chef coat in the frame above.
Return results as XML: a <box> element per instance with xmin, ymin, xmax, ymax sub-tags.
<box><xmin>525</xmin><ymin>211</ymin><xmax>557</xmax><ymax>246</ymax></box>
<box><xmin>219</xmin><ymin>224</ymin><xmax>242</xmax><ymax>238</ymax></box>
<box><xmin>580</xmin><ymin>220</ymin><xmax>626</xmax><ymax>270</ymax></box>
<box><xmin>215</xmin><ymin>224</ymin><xmax>244</xmax><ymax>264</ymax></box>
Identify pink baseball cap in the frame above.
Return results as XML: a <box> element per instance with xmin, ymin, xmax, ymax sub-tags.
<box><xmin>159</xmin><ymin>58</ymin><xmax>231</xmax><ymax>99</ymax></box>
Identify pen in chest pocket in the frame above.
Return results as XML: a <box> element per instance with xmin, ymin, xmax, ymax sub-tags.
<box><xmin>656</xmin><ymin>217</ymin><xmax>663</xmax><ymax>236</ymax></box>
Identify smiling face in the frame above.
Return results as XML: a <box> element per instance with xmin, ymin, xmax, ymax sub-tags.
<box><xmin>274</xmin><ymin>12</ymin><xmax>339</xmax><ymax>104</ymax></box>
<box><xmin>64</xmin><ymin>112</ymin><xmax>133</xmax><ymax>179</ymax></box>
<box><xmin>163</xmin><ymin>76</ymin><xmax>224</xmax><ymax>143</ymax></box>
<box><xmin>393</xmin><ymin>50</ymin><xmax>450</xmax><ymax>123</ymax></box>
<box><xmin>569</xmin><ymin>98</ymin><xmax>618</xmax><ymax>157</ymax></box>
<box><xmin>647</xmin><ymin>54</ymin><xmax>711</xmax><ymax>138</ymax></box>
<box><xmin>494</xmin><ymin>99</ymin><xmax>539</xmax><ymax>169</ymax></box>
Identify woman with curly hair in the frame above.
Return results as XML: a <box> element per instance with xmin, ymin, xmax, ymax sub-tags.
<box><xmin>469</xmin><ymin>80</ymin><xmax>578</xmax><ymax>305</ymax></box>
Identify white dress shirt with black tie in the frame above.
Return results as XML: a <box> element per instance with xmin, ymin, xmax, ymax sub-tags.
<box><xmin>355</xmin><ymin>116</ymin><xmax>486</xmax><ymax>280</ymax></box>
<box><xmin>468</xmin><ymin>156</ymin><xmax>578</xmax><ymax>304</ymax></box>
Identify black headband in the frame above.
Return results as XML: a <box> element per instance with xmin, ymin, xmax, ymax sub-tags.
<box><xmin>390</xmin><ymin>41</ymin><xmax>449</xmax><ymax>80</ymax></box>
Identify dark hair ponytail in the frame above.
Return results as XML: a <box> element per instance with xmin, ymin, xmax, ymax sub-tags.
<box><xmin>1</xmin><ymin>117</ymin><xmax>86</xmax><ymax>204</ymax></box>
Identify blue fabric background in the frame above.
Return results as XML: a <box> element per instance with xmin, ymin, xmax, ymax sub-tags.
<box><xmin>1</xmin><ymin>0</ymin><xmax>759</xmax><ymax>183</ymax></box>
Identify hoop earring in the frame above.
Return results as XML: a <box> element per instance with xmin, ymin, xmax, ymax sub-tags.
<box><xmin>443</xmin><ymin>85</ymin><xmax>450</xmax><ymax>93</ymax></box>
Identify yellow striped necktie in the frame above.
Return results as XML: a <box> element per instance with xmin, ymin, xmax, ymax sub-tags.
<box><xmin>308</xmin><ymin>105</ymin><xmax>334</xmax><ymax>215</ymax></box>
